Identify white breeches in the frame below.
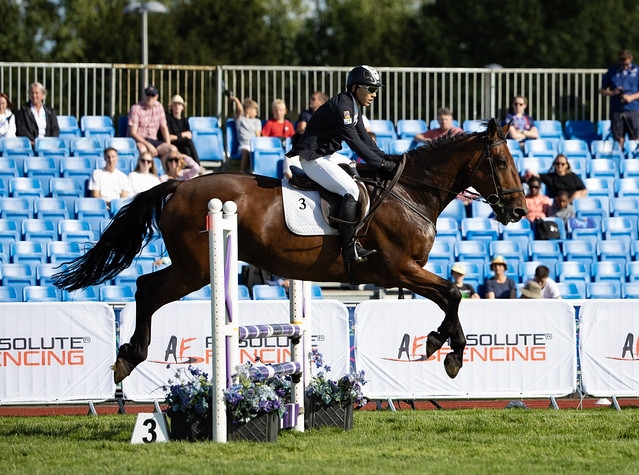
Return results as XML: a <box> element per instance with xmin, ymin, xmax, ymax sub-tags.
<box><xmin>300</xmin><ymin>153</ymin><xmax>359</xmax><ymax>200</ymax></box>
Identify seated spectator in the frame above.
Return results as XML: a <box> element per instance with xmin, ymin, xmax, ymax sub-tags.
<box><xmin>166</xmin><ymin>94</ymin><xmax>199</xmax><ymax>163</ymax></box>
<box><xmin>15</xmin><ymin>81</ymin><xmax>60</xmax><ymax>147</ymax></box>
<box><xmin>293</xmin><ymin>91</ymin><xmax>328</xmax><ymax>146</ymax></box>
<box><xmin>128</xmin><ymin>152</ymin><xmax>160</xmax><ymax>195</ymax></box>
<box><xmin>450</xmin><ymin>263</ymin><xmax>480</xmax><ymax>299</ymax></box>
<box><xmin>525</xmin><ymin>176</ymin><xmax>553</xmax><ymax>222</ymax></box>
<box><xmin>547</xmin><ymin>189</ymin><xmax>575</xmax><ymax>224</ymax></box>
<box><xmin>229</xmin><ymin>95</ymin><xmax>261</xmax><ymax>172</ymax></box>
<box><xmin>525</xmin><ymin>265</ymin><xmax>561</xmax><ymax>299</ymax></box>
<box><xmin>0</xmin><ymin>92</ymin><xmax>16</xmax><ymax>139</ymax></box>
<box><xmin>520</xmin><ymin>168</ymin><xmax>538</xmax><ymax>194</ymax></box>
<box><xmin>503</xmin><ymin>95</ymin><xmax>539</xmax><ymax>148</ymax></box>
<box><xmin>89</xmin><ymin>147</ymin><xmax>132</xmax><ymax>206</ymax></box>
<box><xmin>414</xmin><ymin>107</ymin><xmax>463</xmax><ymax>143</ymax></box>
<box><xmin>520</xmin><ymin>280</ymin><xmax>543</xmax><ymax>299</ymax></box>
<box><xmin>261</xmin><ymin>98</ymin><xmax>295</xmax><ymax>145</ymax></box>
<box><xmin>159</xmin><ymin>150</ymin><xmax>201</xmax><ymax>182</ymax></box>
<box><xmin>484</xmin><ymin>255</ymin><xmax>517</xmax><ymax>299</ymax></box>
<box><xmin>128</xmin><ymin>85</ymin><xmax>173</xmax><ymax>158</ymax></box>
<box><xmin>537</xmin><ymin>154</ymin><xmax>588</xmax><ymax>200</ymax></box>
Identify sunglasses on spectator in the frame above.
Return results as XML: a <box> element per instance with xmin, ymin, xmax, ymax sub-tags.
<box><xmin>167</xmin><ymin>157</ymin><xmax>180</xmax><ymax>163</ymax></box>
<box><xmin>554</xmin><ymin>162</ymin><xmax>568</xmax><ymax>166</ymax></box>
<box><xmin>513</xmin><ymin>102</ymin><xmax>525</xmax><ymax>106</ymax></box>
<box><xmin>140</xmin><ymin>159</ymin><xmax>153</xmax><ymax>163</ymax></box>
<box><xmin>358</xmin><ymin>85</ymin><xmax>379</xmax><ymax>94</ymax></box>
<box><xmin>530</xmin><ymin>185</ymin><xmax>540</xmax><ymax>189</ymax></box>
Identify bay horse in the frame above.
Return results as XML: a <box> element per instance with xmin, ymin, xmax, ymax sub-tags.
<box><xmin>53</xmin><ymin>118</ymin><xmax>527</xmax><ymax>384</ymax></box>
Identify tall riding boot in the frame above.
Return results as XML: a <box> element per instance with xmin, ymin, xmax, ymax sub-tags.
<box><xmin>339</xmin><ymin>193</ymin><xmax>376</xmax><ymax>262</ymax></box>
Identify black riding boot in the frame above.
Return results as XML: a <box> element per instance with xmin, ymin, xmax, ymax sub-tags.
<box><xmin>339</xmin><ymin>193</ymin><xmax>376</xmax><ymax>262</ymax></box>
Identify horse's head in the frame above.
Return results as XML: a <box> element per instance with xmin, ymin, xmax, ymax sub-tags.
<box><xmin>467</xmin><ymin>119</ymin><xmax>528</xmax><ymax>225</ymax></box>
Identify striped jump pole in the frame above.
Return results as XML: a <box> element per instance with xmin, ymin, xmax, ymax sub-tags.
<box><xmin>207</xmin><ymin>199</ymin><xmax>308</xmax><ymax>442</ymax></box>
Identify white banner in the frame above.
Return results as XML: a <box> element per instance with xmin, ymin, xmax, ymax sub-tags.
<box><xmin>355</xmin><ymin>300</ymin><xmax>576</xmax><ymax>399</ymax></box>
<box><xmin>579</xmin><ymin>300</ymin><xmax>639</xmax><ymax>397</ymax></box>
<box><xmin>120</xmin><ymin>300</ymin><xmax>350</xmax><ymax>401</ymax></box>
<box><xmin>0</xmin><ymin>303</ymin><xmax>116</xmax><ymax>403</ymax></box>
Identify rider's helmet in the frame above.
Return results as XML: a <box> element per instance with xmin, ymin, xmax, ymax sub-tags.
<box><xmin>346</xmin><ymin>65</ymin><xmax>384</xmax><ymax>89</ymax></box>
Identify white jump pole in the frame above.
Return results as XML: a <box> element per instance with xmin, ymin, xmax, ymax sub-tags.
<box><xmin>290</xmin><ymin>279</ymin><xmax>310</xmax><ymax>432</ymax></box>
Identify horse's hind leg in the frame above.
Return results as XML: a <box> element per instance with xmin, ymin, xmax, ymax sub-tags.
<box><xmin>400</xmin><ymin>262</ymin><xmax>466</xmax><ymax>378</ymax></box>
<box><xmin>113</xmin><ymin>265</ymin><xmax>201</xmax><ymax>383</ymax></box>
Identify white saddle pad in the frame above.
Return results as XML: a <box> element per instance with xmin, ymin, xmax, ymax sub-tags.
<box><xmin>281</xmin><ymin>179</ymin><xmax>339</xmax><ymax>236</ymax></box>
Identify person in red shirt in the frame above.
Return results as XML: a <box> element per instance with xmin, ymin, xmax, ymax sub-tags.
<box><xmin>261</xmin><ymin>99</ymin><xmax>295</xmax><ymax>144</ymax></box>
<box><xmin>414</xmin><ymin>107</ymin><xmax>463</xmax><ymax>143</ymax></box>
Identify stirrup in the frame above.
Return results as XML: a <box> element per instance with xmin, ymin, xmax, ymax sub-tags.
<box><xmin>355</xmin><ymin>242</ymin><xmax>377</xmax><ymax>260</ymax></box>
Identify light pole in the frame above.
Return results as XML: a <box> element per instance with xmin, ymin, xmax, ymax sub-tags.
<box><xmin>123</xmin><ymin>1</ymin><xmax>169</xmax><ymax>87</ymax></box>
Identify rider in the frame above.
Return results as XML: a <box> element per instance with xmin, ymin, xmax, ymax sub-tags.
<box><xmin>287</xmin><ymin>65</ymin><xmax>398</xmax><ymax>264</ymax></box>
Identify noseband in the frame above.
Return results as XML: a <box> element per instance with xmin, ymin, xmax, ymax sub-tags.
<box><xmin>468</xmin><ymin>139</ymin><xmax>524</xmax><ymax>206</ymax></box>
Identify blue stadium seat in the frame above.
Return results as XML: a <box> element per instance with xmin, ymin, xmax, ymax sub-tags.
<box><xmin>440</xmin><ymin>199</ymin><xmax>467</xmax><ymax>223</ymax></box>
<box><xmin>591</xmin><ymin>261</ymin><xmax>625</xmax><ymax>283</ymax></box>
<box><xmin>559</xmin><ymin>139</ymin><xmax>592</xmax><ymax>160</ymax></box>
<box><xmin>557</xmin><ymin>281</ymin><xmax>586</xmax><ymax>299</ymax></box>
<box><xmin>104</xmin><ymin>137</ymin><xmax>138</xmax><ymax>161</ymax></box>
<box><xmin>528</xmin><ymin>240</ymin><xmax>563</xmax><ymax>268</ymax></box>
<box><xmin>535</xmin><ymin>120</ymin><xmax>565</xmax><ymax>139</ymax></box>
<box><xmin>562</xmin><ymin>239</ymin><xmax>596</xmax><ymax>266</ymax></box>
<box><xmin>100</xmin><ymin>284</ymin><xmax>135</xmax><ymax>302</ymax></box>
<box><xmin>368</xmin><ymin>119</ymin><xmax>397</xmax><ymax>151</ymax></box>
<box><xmin>567</xmin><ymin>216</ymin><xmax>602</xmax><ymax>245</ymax></box>
<box><xmin>252</xmin><ymin>284</ymin><xmax>288</xmax><ymax>300</ymax></box>
<box><xmin>47</xmin><ymin>241</ymin><xmax>84</xmax><ymax>264</ymax></box>
<box><xmin>238</xmin><ymin>284</ymin><xmax>251</xmax><ymax>300</ymax></box>
<box><xmin>537</xmin><ymin>216</ymin><xmax>567</xmax><ymax>240</ymax></box>
<box><xmin>133</xmin><ymin>241</ymin><xmax>162</xmax><ymax>272</ymax></box>
<box><xmin>455</xmin><ymin>240</ymin><xmax>489</xmax><ymax>268</ymax></box>
<box><xmin>310</xmin><ymin>284</ymin><xmax>324</xmax><ymax>299</ymax></box>
<box><xmin>0</xmin><ymin>197</ymin><xmax>33</xmax><ymax>229</ymax></box>
<box><xmin>60</xmin><ymin>156</ymin><xmax>95</xmax><ymax>181</ymax></box>
<box><xmin>556</xmin><ymin>261</ymin><xmax>590</xmax><ymax>284</ymax></box>
<box><xmin>585</xmin><ymin>177</ymin><xmax>616</xmax><ymax>200</ymax></box>
<box><xmin>564</xmin><ymin>120</ymin><xmax>598</xmax><ymax>144</ymax></box>
<box><xmin>453</xmin><ymin>261</ymin><xmax>483</xmax><ymax>289</ymax></box>
<box><xmin>24</xmin><ymin>157</ymin><xmax>59</xmax><ymax>193</ymax></box>
<box><xmin>0</xmin><ymin>263</ymin><xmax>36</xmax><ymax>297</ymax></box>
<box><xmin>57</xmin><ymin>115</ymin><xmax>81</xmax><ymax>145</ymax></box>
<box><xmin>620</xmin><ymin>159</ymin><xmax>639</xmax><ymax>178</ymax></box>
<box><xmin>0</xmin><ymin>157</ymin><xmax>20</xmax><ymax>189</ymax></box>
<box><xmin>490</xmin><ymin>240</ymin><xmax>526</xmax><ymax>263</ymax></box>
<box><xmin>10</xmin><ymin>241</ymin><xmax>45</xmax><ymax>269</ymax></box>
<box><xmin>80</xmin><ymin>115</ymin><xmax>115</xmax><ymax>143</ymax></box>
<box><xmin>590</xmin><ymin>139</ymin><xmax>624</xmax><ymax>160</ymax></box>
<box><xmin>109</xmin><ymin>197</ymin><xmax>133</xmax><ymax>217</ymax></box>
<box><xmin>624</xmin><ymin>140</ymin><xmax>639</xmax><ymax>159</ymax></box>
<box><xmin>429</xmin><ymin>239</ymin><xmax>455</xmax><ymax>269</ymax></box>
<box><xmin>587</xmin><ymin>281</ymin><xmax>621</xmax><ymax>299</ymax></box>
<box><xmin>188</xmin><ymin>116</ymin><xmax>219</xmax><ymax>132</ymax></box>
<box><xmin>435</xmin><ymin>217</ymin><xmax>461</xmax><ymax>241</ymax></box>
<box><xmin>424</xmin><ymin>261</ymin><xmax>448</xmax><ymax>278</ymax></box>
<box><xmin>0</xmin><ymin>286</ymin><xmax>20</xmax><ymax>302</ymax></box>
<box><xmin>506</xmin><ymin>139</ymin><xmax>523</xmax><ymax>160</ymax></box>
<box><xmin>588</xmin><ymin>159</ymin><xmax>619</xmax><ymax>180</ymax></box>
<box><xmin>524</xmin><ymin>139</ymin><xmax>558</xmax><ymax>159</ymax></box>
<box><xmin>622</xmin><ymin>281</ymin><xmax>639</xmax><ymax>298</ymax></box>
<box><xmin>460</xmin><ymin>217</ymin><xmax>499</xmax><ymax>241</ymax></box>
<box><xmin>603</xmin><ymin>216</ymin><xmax>638</xmax><ymax>242</ymax></box>
<box><xmin>192</xmin><ymin>129</ymin><xmax>225</xmax><ymax>165</ymax></box>
<box><xmin>23</xmin><ymin>285</ymin><xmax>60</xmax><ymax>302</ymax></box>
<box><xmin>58</xmin><ymin>219</ymin><xmax>96</xmax><ymax>242</ymax></box>
<box><xmin>113</xmin><ymin>263</ymin><xmax>143</xmax><ymax>287</ymax></box>
<box><xmin>9</xmin><ymin>177</ymin><xmax>45</xmax><ymax>200</ymax></box>
<box><xmin>252</xmin><ymin>149</ymin><xmax>284</xmax><ymax>178</ymax></box>
<box><xmin>50</xmin><ymin>178</ymin><xmax>85</xmax><ymax>213</ymax></box>
<box><xmin>389</xmin><ymin>139</ymin><xmax>413</xmax><ymax>155</ymax></box>
<box><xmin>471</xmin><ymin>200</ymin><xmax>494</xmax><ymax>218</ymax></box>
<box><xmin>500</xmin><ymin>219</ymin><xmax>534</xmax><ymax>250</ymax></box>
<box><xmin>462</xmin><ymin>120</ymin><xmax>485</xmax><ymax>133</ymax></box>
<box><xmin>597</xmin><ymin>240</ymin><xmax>630</xmax><ymax>265</ymax></box>
<box><xmin>75</xmin><ymin>198</ymin><xmax>110</xmax><ymax>230</ymax></box>
<box><xmin>0</xmin><ymin>219</ymin><xmax>20</xmax><ymax>248</ymax></box>
<box><xmin>36</xmin><ymin>263</ymin><xmax>67</xmax><ymax>286</ymax></box>
<box><xmin>34</xmin><ymin>197</ymin><xmax>70</xmax><ymax>225</ymax></box>
<box><xmin>182</xmin><ymin>285</ymin><xmax>212</xmax><ymax>301</ymax></box>
<box><xmin>1</xmin><ymin>136</ymin><xmax>33</xmax><ymax>156</ymax></box>
<box><xmin>34</xmin><ymin>137</ymin><xmax>68</xmax><ymax>158</ymax></box>
<box><xmin>572</xmin><ymin>197</ymin><xmax>609</xmax><ymax>220</ymax></box>
<box><xmin>22</xmin><ymin>219</ymin><xmax>57</xmax><ymax>246</ymax></box>
<box><xmin>62</xmin><ymin>287</ymin><xmax>100</xmax><ymax>302</ymax></box>
<box><xmin>396</xmin><ymin>119</ymin><xmax>427</xmax><ymax>140</ymax></box>
<box><xmin>430</xmin><ymin>119</ymin><xmax>460</xmax><ymax>129</ymax></box>
<box><xmin>251</xmin><ymin>136</ymin><xmax>284</xmax><ymax>151</ymax></box>
<box><xmin>596</xmin><ymin>120</ymin><xmax>611</xmax><ymax>140</ymax></box>
<box><xmin>616</xmin><ymin>177</ymin><xmax>639</xmax><ymax>197</ymax></box>
<box><xmin>70</xmin><ymin>137</ymin><xmax>102</xmax><ymax>157</ymax></box>
<box><xmin>225</xmin><ymin>118</ymin><xmax>240</xmax><ymax>161</ymax></box>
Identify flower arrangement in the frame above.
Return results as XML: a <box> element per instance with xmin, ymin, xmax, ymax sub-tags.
<box><xmin>163</xmin><ymin>365</ymin><xmax>212</xmax><ymax>423</ymax></box>
<box><xmin>223</xmin><ymin>363</ymin><xmax>288</xmax><ymax>423</ymax></box>
<box><xmin>306</xmin><ymin>349</ymin><xmax>367</xmax><ymax>407</ymax></box>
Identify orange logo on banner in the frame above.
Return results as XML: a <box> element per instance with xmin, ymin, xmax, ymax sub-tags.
<box><xmin>0</xmin><ymin>336</ymin><xmax>88</xmax><ymax>367</ymax></box>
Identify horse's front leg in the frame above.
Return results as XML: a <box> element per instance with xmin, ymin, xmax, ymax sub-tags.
<box><xmin>399</xmin><ymin>261</ymin><xmax>466</xmax><ymax>379</ymax></box>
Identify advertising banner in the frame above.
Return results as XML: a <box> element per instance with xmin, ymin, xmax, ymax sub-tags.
<box><xmin>579</xmin><ymin>300</ymin><xmax>639</xmax><ymax>397</ymax></box>
<box><xmin>355</xmin><ymin>299</ymin><xmax>576</xmax><ymax>399</ymax></box>
<box><xmin>120</xmin><ymin>300</ymin><xmax>350</xmax><ymax>401</ymax></box>
<box><xmin>0</xmin><ymin>302</ymin><xmax>116</xmax><ymax>403</ymax></box>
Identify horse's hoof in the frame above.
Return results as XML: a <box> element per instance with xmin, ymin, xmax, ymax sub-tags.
<box><xmin>113</xmin><ymin>357</ymin><xmax>137</xmax><ymax>384</ymax></box>
<box><xmin>426</xmin><ymin>331</ymin><xmax>445</xmax><ymax>358</ymax></box>
<box><xmin>444</xmin><ymin>352</ymin><xmax>463</xmax><ymax>379</ymax></box>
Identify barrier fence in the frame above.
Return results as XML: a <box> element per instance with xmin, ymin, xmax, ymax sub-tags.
<box><xmin>0</xmin><ymin>300</ymin><xmax>636</xmax><ymax>410</ymax></box>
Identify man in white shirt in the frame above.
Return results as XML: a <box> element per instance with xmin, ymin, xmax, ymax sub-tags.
<box><xmin>89</xmin><ymin>147</ymin><xmax>132</xmax><ymax>207</ymax></box>
<box><xmin>528</xmin><ymin>264</ymin><xmax>561</xmax><ymax>299</ymax></box>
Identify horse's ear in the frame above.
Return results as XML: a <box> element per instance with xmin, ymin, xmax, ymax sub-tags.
<box><xmin>486</xmin><ymin>118</ymin><xmax>499</xmax><ymax>139</ymax></box>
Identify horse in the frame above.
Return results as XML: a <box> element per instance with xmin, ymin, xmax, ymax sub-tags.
<box><xmin>53</xmin><ymin>118</ymin><xmax>527</xmax><ymax>384</ymax></box>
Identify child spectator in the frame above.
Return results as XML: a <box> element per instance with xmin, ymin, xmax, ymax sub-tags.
<box><xmin>262</xmin><ymin>98</ymin><xmax>295</xmax><ymax>144</ymax></box>
<box><xmin>525</xmin><ymin>176</ymin><xmax>552</xmax><ymax>222</ymax></box>
<box><xmin>229</xmin><ymin>95</ymin><xmax>261</xmax><ymax>172</ymax></box>
<box><xmin>547</xmin><ymin>189</ymin><xmax>575</xmax><ymax>224</ymax></box>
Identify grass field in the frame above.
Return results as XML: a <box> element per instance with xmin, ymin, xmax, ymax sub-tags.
<box><xmin>2</xmin><ymin>409</ymin><xmax>639</xmax><ymax>474</ymax></box>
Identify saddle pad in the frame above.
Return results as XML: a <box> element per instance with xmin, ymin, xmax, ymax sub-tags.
<box><xmin>281</xmin><ymin>179</ymin><xmax>338</xmax><ymax>236</ymax></box>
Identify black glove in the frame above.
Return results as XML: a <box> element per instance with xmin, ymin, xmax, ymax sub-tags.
<box><xmin>378</xmin><ymin>160</ymin><xmax>397</xmax><ymax>179</ymax></box>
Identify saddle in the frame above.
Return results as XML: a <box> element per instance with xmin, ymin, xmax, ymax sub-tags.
<box><xmin>288</xmin><ymin>164</ymin><xmax>369</xmax><ymax>229</ymax></box>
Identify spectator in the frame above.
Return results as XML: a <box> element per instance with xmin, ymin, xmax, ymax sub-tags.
<box><xmin>166</xmin><ymin>94</ymin><xmax>200</xmax><ymax>164</ymax></box>
<box><xmin>599</xmin><ymin>49</ymin><xmax>639</xmax><ymax>150</ymax></box>
<box><xmin>128</xmin><ymin>151</ymin><xmax>160</xmax><ymax>195</ymax></box>
<box><xmin>0</xmin><ymin>92</ymin><xmax>16</xmax><ymax>139</ymax></box>
<box><xmin>128</xmin><ymin>85</ymin><xmax>173</xmax><ymax>158</ymax></box>
<box><xmin>15</xmin><ymin>81</ymin><xmax>60</xmax><ymax>147</ymax></box>
<box><xmin>525</xmin><ymin>265</ymin><xmax>561</xmax><ymax>299</ymax></box>
<box><xmin>520</xmin><ymin>168</ymin><xmax>538</xmax><ymax>194</ymax></box>
<box><xmin>293</xmin><ymin>91</ymin><xmax>328</xmax><ymax>146</ymax></box>
<box><xmin>503</xmin><ymin>95</ymin><xmax>538</xmax><ymax>148</ymax></box>
<box><xmin>89</xmin><ymin>147</ymin><xmax>132</xmax><ymax>206</ymax></box>
<box><xmin>450</xmin><ymin>263</ymin><xmax>480</xmax><ymax>299</ymax></box>
<box><xmin>159</xmin><ymin>150</ymin><xmax>201</xmax><ymax>182</ymax></box>
<box><xmin>519</xmin><ymin>280</ymin><xmax>543</xmax><ymax>299</ymax></box>
<box><xmin>484</xmin><ymin>255</ymin><xmax>517</xmax><ymax>299</ymax></box>
<box><xmin>414</xmin><ymin>107</ymin><xmax>463</xmax><ymax>143</ymax></box>
<box><xmin>261</xmin><ymin>98</ymin><xmax>295</xmax><ymax>145</ymax></box>
<box><xmin>525</xmin><ymin>176</ymin><xmax>552</xmax><ymax>222</ymax></box>
<box><xmin>537</xmin><ymin>154</ymin><xmax>588</xmax><ymax>200</ymax></box>
<box><xmin>547</xmin><ymin>189</ymin><xmax>575</xmax><ymax>224</ymax></box>
<box><xmin>229</xmin><ymin>95</ymin><xmax>262</xmax><ymax>172</ymax></box>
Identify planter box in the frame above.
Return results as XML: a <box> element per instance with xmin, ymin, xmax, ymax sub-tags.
<box><xmin>227</xmin><ymin>411</ymin><xmax>279</xmax><ymax>442</ymax></box>
<box><xmin>304</xmin><ymin>398</ymin><xmax>354</xmax><ymax>430</ymax></box>
<box><xmin>167</xmin><ymin>411</ymin><xmax>211</xmax><ymax>441</ymax></box>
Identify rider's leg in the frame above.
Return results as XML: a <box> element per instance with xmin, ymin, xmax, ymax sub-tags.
<box><xmin>338</xmin><ymin>193</ymin><xmax>376</xmax><ymax>262</ymax></box>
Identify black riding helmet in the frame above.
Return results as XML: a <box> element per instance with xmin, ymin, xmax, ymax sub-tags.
<box><xmin>346</xmin><ymin>65</ymin><xmax>384</xmax><ymax>89</ymax></box>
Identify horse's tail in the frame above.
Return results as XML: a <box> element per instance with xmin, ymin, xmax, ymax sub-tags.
<box><xmin>52</xmin><ymin>180</ymin><xmax>182</xmax><ymax>291</ymax></box>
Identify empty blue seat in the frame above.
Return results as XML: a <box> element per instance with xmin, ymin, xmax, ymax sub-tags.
<box><xmin>557</xmin><ymin>261</ymin><xmax>590</xmax><ymax>284</ymax></box>
<box><xmin>529</xmin><ymin>240</ymin><xmax>563</xmax><ymax>268</ymax></box>
<box><xmin>535</xmin><ymin>120</ymin><xmax>565</xmax><ymax>139</ymax></box>
<box><xmin>620</xmin><ymin>159</ymin><xmax>639</xmax><ymax>178</ymax></box>
<box><xmin>24</xmin><ymin>157</ymin><xmax>59</xmax><ymax>192</ymax></box>
<box><xmin>58</xmin><ymin>219</ymin><xmax>96</xmax><ymax>242</ymax></box>
<box><xmin>557</xmin><ymin>281</ymin><xmax>586</xmax><ymax>299</ymax></box>
<box><xmin>500</xmin><ymin>219</ymin><xmax>534</xmax><ymax>250</ymax></box>
<box><xmin>588</xmin><ymin>159</ymin><xmax>619</xmax><ymax>180</ymax></box>
<box><xmin>22</xmin><ymin>219</ymin><xmax>57</xmax><ymax>246</ymax></box>
<box><xmin>133</xmin><ymin>241</ymin><xmax>162</xmax><ymax>272</ymax></box>
<box><xmin>388</xmin><ymin>139</ymin><xmax>413</xmax><ymax>155</ymax></box>
<box><xmin>23</xmin><ymin>285</ymin><xmax>60</xmax><ymax>302</ymax></box>
<box><xmin>0</xmin><ymin>197</ymin><xmax>33</xmax><ymax>229</ymax></box>
<box><xmin>60</xmin><ymin>156</ymin><xmax>94</xmax><ymax>181</ymax></box>
<box><xmin>34</xmin><ymin>137</ymin><xmax>68</xmax><ymax>157</ymax></box>
<box><xmin>559</xmin><ymin>139</ymin><xmax>592</xmax><ymax>160</ymax></box>
<box><xmin>624</xmin><ymin>140</ymin><xmax>639</xmax><ymax>159</ymax></box>
<box><xmin>251</xmin><ymin>136</ymin><xmax>284</xmax><ymax>151</ymax></box>
<box><xmin>506</xmin><ymin>139</ymin><xmax>523</xmax><ymax>160</ymax></box>
<box><xmin>47</xmin><ymin>241</ymin><xmax>84</xmax><ymax>264</ymax></box>
<box><xmin>440</xmin><ymin>199</ymin><xmax>466</xmax><ymax>223</ymax></box>
<box><xmin>368</xmin><ymin>119</ymin><xmax>397</xmax><ymax>151</ymax></box>
<box><xmin>0</xmin><ymin>157</ymin><xmax>20</xmax><ymax>189</ymax></box>
<box><xmin>9</xmin><ymin>177</ymin><xmax>45</xmax><ymax>199</ymax></box>
<box><xmin>75</xmin><ymin>198</ymin><xmax>110</xmax><ymax>230</ymax></box>
<box><xmin>80</xmin><ymin>115</ymin><xmax>115</xmax><ymax>142</ymax></box>
<box><xmin>435</xmin><ymin>217</ymin><xmax>461</xmax><ymax>240</ymax></box>
<box><xmin>192</xmin><ymin>129</ymin><xmax>225</xmax><ymax>164</ymax></box>
<box><xmin>113</xmin><ymin>263</ymin><xmax>143</xmax><ymax>287</ymax></box>
<box><xmin>0</xmin><ymin>263</ymin><xmax>36</xmax><ymax>296</ymax></box>
<box><xmin>622</xmin><ymin>282</ymin><xmax>639</xmax><ymax>298</ymax></box>
<box><xmin>471</xmin><ymin>201</ymin><xmax>494</xmax><ymax>219</ymax></box>
<box><xmin>562</xmin><ymin>239</ymin><xmax>596</xmax><ymax>265</ymax></box>
<box><xmin>57</xmin><ymin>115</ymin><xmax>81</xmax><ymax>141</ymax></box>
<box><xmin>424</xmin><ymin>261</ymin><xmax>448</xmax><ymax>277</ymax></box>
<box><xmin>237</xmin><ymin>284</ymin><xmax>251</xmax><ymax>300</ymax></box>
<box><xmin>596</xmin><ymin>120</ymin><xmax>611</xmax><ymax>140</ymax></box>
<box><xmin>252</xmin><ymin>284</ymin><xmax>288</xmax><ymax>300</ymax></box>
<box><xmin>587</xmin><ymin>281</ymin><xmax>621</xmax><ymax>299</ymax></box>
<box><xmin>429</xmin><ymin>239</ymin><xmax>455</xmax><ymax>269</ymax></box>
<box><xmin>567</xmin><ymin>216</ymin><xmax>602</xmax><ymax>245</ymax></box>
<box><xmin>34</xmin><ymin>197</ymin><xmax>70</xmax><ymax>225</ymax></box>
<box><xmin>565</xmin><ymin>120</ymin><xmax>598</xmax><ymax>143</ymax></box>
<box><xmin>572</xmin><ymin>197</ymin><xmax>609</xmax><ymax>220</ymax></box>
<box><xmin>310</xmin><ymin>284</ymin><xmax>324</xmax><ymax>299</ymax></box>
<box><xmin>70</xmin><ymin>137</ymin><xmax>102</xmax><ymax>157</ymax></box>
<box><xmin>460</xmin><ymin>217</ymin><xmax>499</xmax><ymax>241</ymax></box>
<box><xmin>590</xmin><ymin>139</ymin><xmax>624</xmax><ymax>160</ymax></box>
<box><xmin>518</xmin><ymin>156</ymin><xmax>554</xmax><ymax>175</ymax></box>
<box><xmin>455</xmin><ymin>240</ymin><xmax>489</xmax><ymax>268</ymax></box>
<box><xmin>188</xmin><ymin>116</ymin><xmax>219</xmax><ymax>132</ymax></box>
<box><xmin>616</xmin><ymin>177</ymin><xmax>639</xmax><ymax>197</ymax></box>
<box><xmin>490</xmin><ymin>240</ymin><xmax>526</xmax><ymax>263</ymax></box>
<box><xmin>0</xmin><ymin>286</ymin><xmax>20</xmax><ymax>302</ymax></box>
<box><xmin>524</xmin><ymin>139</ymin><xmax>557</xmax><ymax>159</ymax></box>
<box><xmin>591</xmin><ymin>261</ymin><xmax>625</xmax><ymax>283</ymax></box>
<box><xmin>627</xmin><ymin>261</ymin><xmax>639</xmax><ymax>282</ymax></box>
<box><xmin>100</xmin><ymin>284</ymin><xmax>135</xmax><ymax>302</ymax></box>
<box><xmin>597</xmin><ymin>240</ymin><xmax>630</xmax><ymax>265</ymax></box>
<box><xmin>36</xmin><ymin>263</ymin><xmax>67</xmax><ymax>286</ymax></box>
<box><xmin>104</xmin><ymin>137</ymin><xmax>138</xmax><ymax>160</ymax></box>
<box><xmin>396</xmin><ymin>119</ymin><xmax>427</xmax><ymax>140</ymax></box>
<box><xmin>62</xmin><ymin>287</ymin><xmax>100</xmax><ymax>302</ymax></box>
<box><xmin>182</xmin><ymin>285</ymin><xmax>212</xmax><ymax>301</ymax></box>
<box><xmin>603</xmin><ymin>216</ymin><xmax>638</xmax><ymax>242</ymax></box>
<box><xmin>10</xmin><ymin>241</ymin><xmax>45</xmax><ymax>269</ymax></box>
<box><xmin>252</xmin><ymin>149</ymin><xmax>284</xmax><ymax>178</ymax></box>
<box><xmin>462</xmin><ymin>120</ymin><xmax>486</xmax><ymax>133</ymax></box>
<box><xmin>1</xmin><ymin>136</ymin><xmax>33</xmax><ymax>156</ymax></box>
<box><xmin>0</xmin><ymin>219</ymin><xmax>20</xmax><ymax>248</ymax></box>
<box><xmin>225</xmin><ymin>118</ymin><xmax>241</xmax><ymax>161</ymax></box>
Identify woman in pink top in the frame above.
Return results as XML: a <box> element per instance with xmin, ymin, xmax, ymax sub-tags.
<box><xmin>159</xmin><ymin>150</ymin><xmax>201</xmax><ymax>182</ymax></box>
<box><xmin>525</xmin><ymin>176</ymin><xmax>552</xmax><ymax>222</ymax></box>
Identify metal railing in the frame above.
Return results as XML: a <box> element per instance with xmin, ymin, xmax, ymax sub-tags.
<box><xmin>1</xmin><ymin>62</ymin><xmax>609</xmax><ymax>130</ymax></box>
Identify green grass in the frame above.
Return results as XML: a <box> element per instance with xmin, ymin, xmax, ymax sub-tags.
<box><xmin>2</xmin><ymin>409</ymin><xmax>639</xmax><ymax>474</ymax></box>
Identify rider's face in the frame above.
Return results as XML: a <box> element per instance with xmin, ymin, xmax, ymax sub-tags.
<box><xmin>354</xmin><ymin>85</ymin><xmax>377</xmax><ymax>107</ymax></box>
